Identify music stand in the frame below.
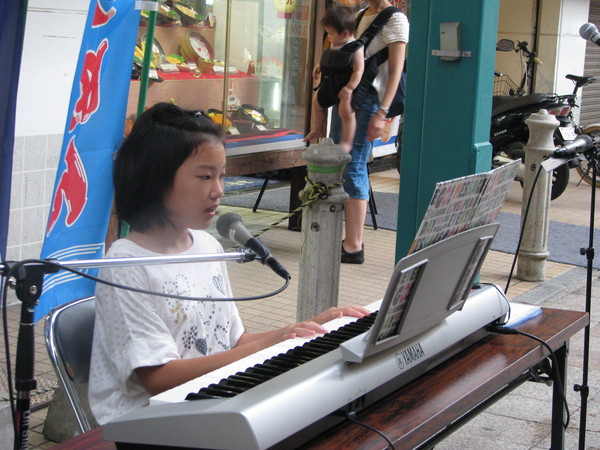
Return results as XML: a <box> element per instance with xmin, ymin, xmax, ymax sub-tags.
<box><xmin>340</xmin><ymin>223</ymin><xmax>499</xmax><ymax>363</ymax></box>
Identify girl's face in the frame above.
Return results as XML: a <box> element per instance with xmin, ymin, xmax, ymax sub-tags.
<box><xmin>164</xmin><ymin>138</ymin><xmax>226</xmax><ymax>231</ymax></box>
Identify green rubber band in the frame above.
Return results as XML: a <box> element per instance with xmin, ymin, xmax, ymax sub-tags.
<box><xmin>307</xmin><ymin>164</ymin><xmax>344</xmax><ymax>174</ymax></box>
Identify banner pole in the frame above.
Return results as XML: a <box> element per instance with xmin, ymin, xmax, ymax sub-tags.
<box><xmin>124</xmin><ymin>2</ymin><xmax>159</xmax><ymax>239</ymax></box>
<box><xmin>137</xmin><ymin>0</ymin><xmax>158</xmax><ymax>117</ymax></box>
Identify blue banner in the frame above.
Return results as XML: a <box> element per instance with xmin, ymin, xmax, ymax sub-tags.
<box><xmin>37</xmin><ymin>0</ymin><xmax>140</xmax><ymax>321</ymax></box>
<box><xmin>0</xmin><ymin>2</ymin><xmax>27</xmax><ymax>260</ymax></box>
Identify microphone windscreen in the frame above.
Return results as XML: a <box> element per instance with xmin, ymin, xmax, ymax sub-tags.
<box><xmin>580</xmin><ymin>22</ymin><xmax>598</xmax><ymax>39</ymax></box>
<box><xmin>216</xmin><ymin>213</ymin><xmax>242</xmax><ymax>239</ymax></box>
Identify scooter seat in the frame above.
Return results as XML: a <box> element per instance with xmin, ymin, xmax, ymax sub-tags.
<box><xmin>492</xmin><ymin>93</ymin><xmax>550</xmax><ymax>116</ymax></box>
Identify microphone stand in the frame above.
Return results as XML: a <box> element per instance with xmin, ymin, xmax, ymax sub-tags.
<box><xmin>1</xmin><ymin>249</ymin><xmax>254</xmax><ymax>449</ymax></box>
<box><xmin>575</xmin><ymin>144</ymin><xmax>598</xmax><ymax>450</ymax></box>
<box><xmin>541</xmin><ymin>143</ymin><xmax>596</xmax><ymax>448</ymax></box>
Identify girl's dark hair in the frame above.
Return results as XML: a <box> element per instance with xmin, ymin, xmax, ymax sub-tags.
<box><xmin>114</xmin><ymin>102</ymin><xmax>224</xmax><ymax>232</ymax></box>
<box><xmin>321</xmin><ymin>5</ymin><xmax>356</xmax><ymax>35</ymax></box>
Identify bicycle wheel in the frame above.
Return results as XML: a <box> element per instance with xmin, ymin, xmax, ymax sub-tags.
<box><xmin>575</xmin><ymin>124</ymin><xmax>600</xmax><ymax>187</ymax></box>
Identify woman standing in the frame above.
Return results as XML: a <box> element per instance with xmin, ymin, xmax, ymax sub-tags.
<box><xmin>331</xmin><ymin>0</ymin><xmax>408</xmax><ymax>264</ymax></box>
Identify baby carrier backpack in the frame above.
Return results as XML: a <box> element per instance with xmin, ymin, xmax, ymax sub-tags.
<box><xmin>316</xmin><ymin>39</ymin><xmax>365</xmax><ymax>108</ymax></box>
<box><xmin>351</xmin><ymin>6</ymin><xmax>407</xmax><ymax>118</ymax></box>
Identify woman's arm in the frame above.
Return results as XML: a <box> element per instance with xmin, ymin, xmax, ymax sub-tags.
<box><xmin>379</xmin><ymin>41</ymin><xmax>406</xmax><ymax>112</ymax></box>
<box><xmin>367</xmin><ymin>40</ymin><xmax>406</xmax><ymax>141</ymax></box>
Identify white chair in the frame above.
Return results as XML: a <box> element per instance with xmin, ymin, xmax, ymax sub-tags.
<box><xmin>44</xmin><ymin>296</ymin><xmax>96</xmax><ymax>435</ymax></box>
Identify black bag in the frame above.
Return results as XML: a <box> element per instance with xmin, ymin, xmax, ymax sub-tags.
<box><xmin>351</xmin><ymin>6</ymin><xmax>407</xmax><ymax>118</ymax></box>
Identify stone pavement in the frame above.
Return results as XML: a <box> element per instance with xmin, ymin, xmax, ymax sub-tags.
<box><xmin>0</xmin><ymin>168</ymin><xmax>599</xmax><ymax>448</ymax></box>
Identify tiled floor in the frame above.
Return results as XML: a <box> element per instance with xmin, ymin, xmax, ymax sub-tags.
<box><xmin>1</xmin><ymin>166</ymin><xmax>598</xmax><ymax>448</ymax></box>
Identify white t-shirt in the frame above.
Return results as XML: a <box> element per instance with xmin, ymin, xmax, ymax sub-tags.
<box><xmin>88</xmin><ymin>229</ymin><xmax>244</xmax><ymax>425</ymax></box>
<box><xmin>357</xmin><ymin>10</ymin><xmax>409</xmax><ymax>102</ymax></box>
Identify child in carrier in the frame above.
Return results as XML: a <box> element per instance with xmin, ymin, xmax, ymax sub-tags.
<box><xmin>304</xmin><ymin>5</ymin><xmax>365</xmax><ymax>153</ymax></box>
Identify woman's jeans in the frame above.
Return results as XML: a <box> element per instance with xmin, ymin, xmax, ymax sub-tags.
<box><xmin>330</xmin><ymin>87</ymin><xmax>379</xmax><ymax>200</ymax></box>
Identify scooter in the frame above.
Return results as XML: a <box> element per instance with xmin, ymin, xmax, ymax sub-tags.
<box><xmin>492</xmin><ymin>39</ymin><xmax>596</xmax><ymax>200</ymax></box>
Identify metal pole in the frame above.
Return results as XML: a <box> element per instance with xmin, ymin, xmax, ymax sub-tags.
<box><xmin>137</xmin><ymin>0</ymin><xmax>158</xmax><ymax>117</ymax></box>
<box><xmin>575</xmin><ymin>146</ymin><xmax>597</xmax><ymax>449</ymax></box>
<box><xmin>124</xmin><ymin>0</ymin><xmax>159</xmax><ymax>239</ymax></box>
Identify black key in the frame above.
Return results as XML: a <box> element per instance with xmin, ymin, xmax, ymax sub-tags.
<box><xmin>267</xmin><ymin>355</ymin><xmax>301</xmax><ymax>369</ymax></box>
<box><xmin>185</xmin><ymin>391</ymin><xmax>221</xmax><ymax>400</ymax></box>
<box><xmin>235</xmin><ymin>370</ymin><xmax>270</xmax><ymax>381</ymax></box>
<box><xmin>218</xmin><ymin>379</ymin><xmax>249</xmax><ymax>393</ymax></box>
<box><xmin>200</xmin><ymin>384</ymin><xmax>237</xmax><ymax>398</ymax></box>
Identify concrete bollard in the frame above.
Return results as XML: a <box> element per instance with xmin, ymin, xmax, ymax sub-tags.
<box><xmin>517</xmin><ymin>109</ymin><xmax>559</xmax><ymax>281</ymax></box>
<box><xmin>297</xmin><ymin>138</ymin><xmax>351</xmax><ymax>322</ymax></box>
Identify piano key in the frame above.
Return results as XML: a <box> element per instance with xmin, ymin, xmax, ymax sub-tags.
<box><xmin>201</xmin><ymin>384</ymin><xmax>237</xmax><ymax>397</ymax></box>
<box><xmin>266</xmin><ymin>356</ymin><xmax>301</xmax><ymax>369</ymax></box>
<box><xmin>217</xmin><ymin>379</ymin><xmax>251</xmax><ymax>393</ymax></box>
<box><xmin>223</xmin><ymin>375</ymin><xmax>260</xmax><ymax>389</ymax></box>
<box><xmin>233</xmin><ymin>370</ymin><xmax>270</xmax><ymax>382</ymax></box>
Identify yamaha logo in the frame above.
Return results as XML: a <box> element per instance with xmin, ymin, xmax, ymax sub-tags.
<box><xmin>394</xmin><ymin>342</ymin><xmax>426</xmax><ymax>370</ymax></box>
<box><xmin>395</xmin><ymin>353</ymin><xmax>405</xmax><ymax>369</ymax></box>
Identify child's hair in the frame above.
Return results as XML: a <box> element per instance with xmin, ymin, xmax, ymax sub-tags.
<box><xmin>114</xmin><ymin>102</ymin><xmax>225</xmax><ymax>231</ymax></box>
<box><xmin>321</xmin><ymin>5</ymin><xmax>356</xmax><ymax>36</ymax></box>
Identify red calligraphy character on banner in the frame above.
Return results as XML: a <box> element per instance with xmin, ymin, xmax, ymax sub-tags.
<box><xmin>92</xmin><ymin>0</ymin><xmax>116</xmax><ymax>27</ymax></box>
<box><xmin>46</xmin><ymin>137</ymin><xmax>89</xmax><ymax>236</ymax></box>
<box><xmin>69</xmin><ymin>38</ymin><xmax>109</xmax><ymax>132</ymax></box>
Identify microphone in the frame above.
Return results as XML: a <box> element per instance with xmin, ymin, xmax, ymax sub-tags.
<box><xmin>553</xmin><ymin>134</ymin><xmax>593</xmax><ymax>158</ymax></box>
<box><xmin>216</xmin><ymin>213</ymin><xmax>291</xmax><ymax>280</ymax></box>
<box><xmin>579</xmin><ymin>23</ymin><xmax>600</xmax><ymax>46</ymax></box>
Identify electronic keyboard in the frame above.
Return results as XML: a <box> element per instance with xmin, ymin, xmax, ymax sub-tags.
<box><xmin>104</xmin><ymin>285</ymin><xmax>510</xmax><ymax>449</ymax></box>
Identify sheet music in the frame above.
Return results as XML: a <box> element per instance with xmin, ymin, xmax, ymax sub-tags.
<box><xmin>410</xmin><ymin>160</ymin><xmax>519</xmax><ymax>253</ymax></box>
<box><xmin>151</xmin><ymin>300</ymin><xmax>382</xmax><ymax>405</ymax></box>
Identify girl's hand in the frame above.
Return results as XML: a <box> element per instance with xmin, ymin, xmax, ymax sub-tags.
<box><xmin>262</xmin><ymin>321</ymin><xmax>329</xmax><ymax>347</ymax></box>
<box><xmin>310</xmin><ymin>305</ymin><xmax>370</xmax><ymax>325</ymax></box>
<box><xmin>246</xmin><ymin>306</ymin><xmax>370</xmax><ymax>350</ymax></box>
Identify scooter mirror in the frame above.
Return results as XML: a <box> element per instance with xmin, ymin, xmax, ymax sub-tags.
<box><xmin>496</xmin><ymin>39</ymin><xmax>515</xmax><ymax>52</ymax></box>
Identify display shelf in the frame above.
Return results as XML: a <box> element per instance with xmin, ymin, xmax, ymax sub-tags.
<box><xmin>138</xmin><ymin>24</ymin><xmax>216</xmax><ymax>59</ymax></box>
<box><xmin>127</xmin><ymin>0</ymin><xmax>315</xmax><ymax>157</ymax></box>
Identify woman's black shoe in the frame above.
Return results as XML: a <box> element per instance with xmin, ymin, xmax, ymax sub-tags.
<box><xmin>341</xmin><ymin>243</ymin><xmax>364</xmax><ymax>264</ymax></box>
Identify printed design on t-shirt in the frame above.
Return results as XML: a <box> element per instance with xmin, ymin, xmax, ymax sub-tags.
<box><xmin>197</xmin><ymin>300</ymin><xmax>216</xmax><ymax>327</ymax></box>
<box><xmin>195</xmin><ymin>337</ymin><xmax>208</xmax><ymax>355</ymax></box>
<box><xmin>214</xmin><ymin>318</ymin><xmax>232</xmax><ymax>351</ymax></box>
<box><xmin>163</xmin><ymin>274</ymin><xmax>192</xmax><ymax>323</ymax></box>
<box><xmin>213</xmin><ymin>274</ymin><xmax>226</xmax><ymax>296</ymax></box>
<box><xmin>182</xmin><ymin>325</ymin><xmax>199</xmax><ymax>350</ymax></box>
<box><xmin>194</xmin><ymin>302</ymin><xmax>230</xmax><ymax>354</ymax></box>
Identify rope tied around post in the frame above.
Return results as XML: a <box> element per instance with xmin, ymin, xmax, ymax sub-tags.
<box><xmin>252</xmin><ymin>176</ymin><xmax>343</xmax><ymax>237</ymax></box>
